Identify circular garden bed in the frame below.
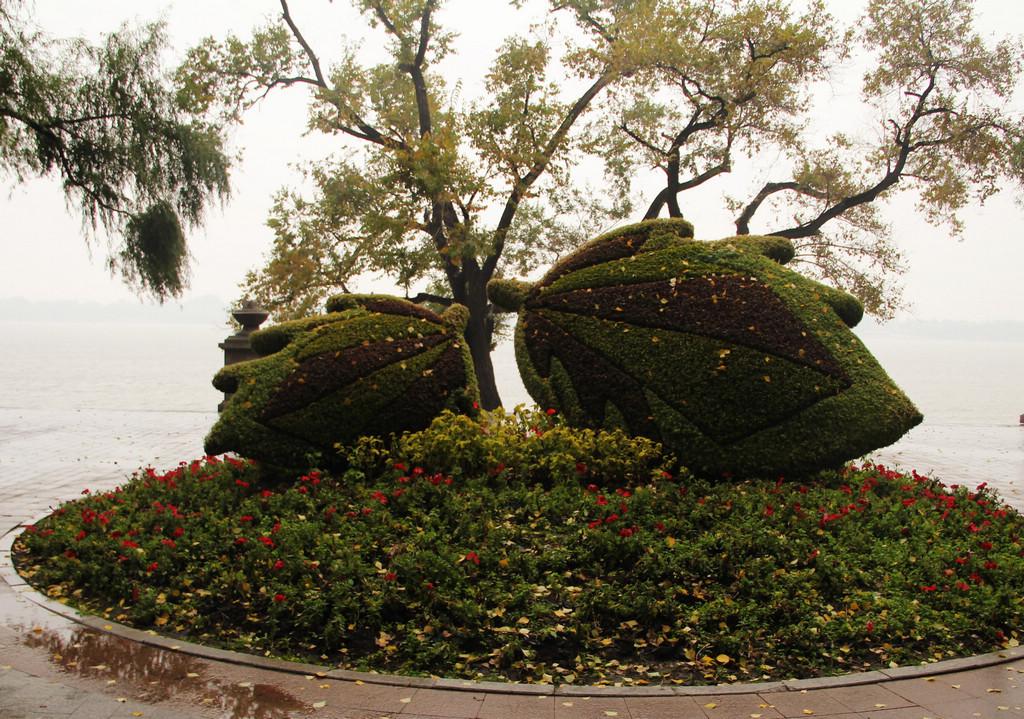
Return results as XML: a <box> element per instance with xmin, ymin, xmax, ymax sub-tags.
<box><xmin>13</xmin><ymin>408</ymin><xmax>1024</xmax><ymax>686</ymax></box>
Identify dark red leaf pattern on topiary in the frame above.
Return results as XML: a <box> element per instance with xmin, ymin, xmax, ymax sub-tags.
<box><xmin>261</xmin><ymin>333</ymin><xmax>449</xmax><ymax>421</ymax></box>
<box><xmin>532</xmin><ymin>276</ymin><xmax>848</xmax><ymax>381</ymax></box>
<box><xmin>360</xmin><ymin>344</ymin><xmax>470</xmax><ymax>437</ymax></box>
<box><xmin>523</xmin><ymin>312</ymin><xmax>661</xmax><ymax>439</ymax></box>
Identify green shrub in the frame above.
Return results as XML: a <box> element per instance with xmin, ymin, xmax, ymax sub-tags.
<box><xmin>205</xmin><ymin>295</ymin><xmax>479</xmax><ymax>470</ymax></box>
<box><xmin>489</xmin><ymin>219</ymin><xmax>922</xmax><ymax>478</ymax></box>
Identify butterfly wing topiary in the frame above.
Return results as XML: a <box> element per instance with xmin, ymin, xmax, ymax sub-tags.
<box><xmin>492</xmin><ymin>219</ymin><xmax>921</xmax><ymax>478</ymax></box>
<box><xmin>205</xmin><ymin>296</ymin><xmax>479</xmax><ymax>469</ymax></box>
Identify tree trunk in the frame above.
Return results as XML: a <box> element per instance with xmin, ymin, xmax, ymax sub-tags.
<box><xmin>456</xmin><ymin>266</ymin><xmax>501</xmax><ymax>409</ymax></box>
<box><xmin>463</xmin><ymin>295</ymin><xmax>500</xmax><ymax>409</ymax></box>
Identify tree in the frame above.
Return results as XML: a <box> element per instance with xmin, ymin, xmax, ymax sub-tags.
<box><xmin>594</xmin><ymin>0</ymin><xmax>1024</xmax><ymax>316</ymax></box>
<box><xmin>178</xmin><ymin>0</ymin><xmax>655</xmax><ymax>408</ymax></box>
<box><xmin>177</xmin><ymin>0</ymin><xmax>1023</xmax><ymax>407</ymax></box>
<box><xmin>0</xmin><ymin>2</ymin><xmax>231</xmax><ymax>299</ymax></box>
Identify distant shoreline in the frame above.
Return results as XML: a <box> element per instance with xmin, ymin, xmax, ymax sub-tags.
<box><xmin>0</xmin><ymin>295</ymin><xmax>230</xmax><ymax>326</ymax></box>
<box><xmin>2</xmin><ymin>296</ymin><xmax>1024</xmax><ymax>343</ymax></box>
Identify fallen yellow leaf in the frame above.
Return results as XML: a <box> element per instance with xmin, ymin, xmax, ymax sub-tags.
<box><xmin>312</xmin><ymin>701</ymin><xmax>326</xmax><ymax>709</ymax></box>
<box><xmin>704</xmin><ymin>702</ymin><xmax>718</xmax><ymax>709</ymax></box>
<box><xmin>716</xmin><ymin>654</ymin><xmax>731</xmax><ymax>664</ymax></box>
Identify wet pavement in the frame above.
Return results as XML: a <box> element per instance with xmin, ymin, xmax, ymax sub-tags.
<box><xmin>3</xmin><ymin>407</ymin><xmax>1024</xmax><ymax>718</ymax></box>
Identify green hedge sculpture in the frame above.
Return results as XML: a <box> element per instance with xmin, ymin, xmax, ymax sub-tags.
<box><xmin>205</xmin><ymin>295</ymin><xmax>479</xmax><ymax>469</ymax></box>
<box><xmin>488</xmin><ymin>219</ymin><xmax>922</xmax><ymax>478</ymax></box>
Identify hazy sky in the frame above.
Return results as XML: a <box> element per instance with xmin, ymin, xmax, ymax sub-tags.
<box><xmin>2</xmin><ymin>0</ymin><xmax>1022</xmax><ymax>323</ymax></box>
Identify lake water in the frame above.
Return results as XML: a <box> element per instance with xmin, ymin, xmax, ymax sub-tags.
<box><xmin>1</xmin><ymin>320</ymin><xmax>1021</xmax><ymax>506</ymax></box>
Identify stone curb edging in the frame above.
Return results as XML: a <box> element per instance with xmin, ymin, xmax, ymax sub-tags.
<box><xmin>3</xmin><ymin>518</ymin><xmax>1023</xmax><ymax>699</ymax></box>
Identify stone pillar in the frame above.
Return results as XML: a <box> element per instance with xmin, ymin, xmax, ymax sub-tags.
<box><xmin>218</xmin><ymin>301</ymin><xmax>269</xmax><ymax>412</ymax></box>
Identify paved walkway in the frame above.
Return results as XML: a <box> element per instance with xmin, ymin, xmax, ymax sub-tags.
<box><xmin>2</xmin><ymin>408</ymin><xmax>1024</xmax><ymax>719</ymax></box>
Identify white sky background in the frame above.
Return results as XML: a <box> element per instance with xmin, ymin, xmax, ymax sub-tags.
<box><xmin>1</xmin><ymin>0</ymin><xmax>1022</xmax><ymax>323</ymax></box>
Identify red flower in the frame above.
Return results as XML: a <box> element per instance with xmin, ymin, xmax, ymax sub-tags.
<box><xmin>902</xmin><ymin>498</ymin><xmax>917</xmax><ymax>507</ymax></box>
<box><xmin>546</xmin><ymin>408</ymin><xmax>557</xmax><ymax>415</ymax></box>
<box><xmin>273</xmin><ymin>559</ymin><xmax>285</xmax><ymax>570</ymax></box>
<box><xmin>261</xmin><ymin>489</ymin><xmax>274</xmax><ymax>498</ymax></box>
<box><xmin>654</xmin><ymin>521</ymin><xmax>666</xmax><ymax>532</ymax></box>
<box><xmin>121</xmin><ymin>539</ymin><xmax>139</xmax><ymax>549</ymax></box>
<box><xmin>618</xmin><ymin>527</ymin><xmax>635</xmax><ymax>538</ymax></box>
<box><xmin>161</xmin><ymin>539</ymin><xmax>176</xmax><ymax>548</ymax></box>
<box><xmin>465</xmin><ymin>551</ymin><xmax>481</xmax><ymax>565</ymax></box>
<box><xmin>980</xmin><ymin>541</ymin><xmax>993</xmax><ymax>551</ymax></box>
<box><xmin>75</xmin><ymin>530</ymin><xmax>87</xmax><ymax>541</ymax></box>
<box><xmin>297</xmin><ymin>486</ymin><xmax>308</xmax><ymax>494</ymax></box>
<box><xmin>763</xmin><ymin>505</ymin><xmax>775</xmax><ymax>517</ymax></box>
<box><xmin>588</xmin><ymin>519</ymin><xmax>602</xmax><ymax>530</ymax></box>
<box><xmin>384</xmin><ymin>572</ymin><xmax>398</xmax><ymax>582</ymax></box>
<box><xmin>146</xmin><ymin>561</ymin><xmax>158</xmax><ymax>573</ymax></box>
<box><xmin>240</xmin><ymin>515</ymin><xmax>254</xmax><ymax>523</ymax></box>
<box><xmin>956</xmin><ymin>581</ymin><xmax>970</xmax><ymax>591</ymax></box>
<box><xmin>273</xmin><ymin>593</ymin><xmax>286</xmax><ymax>603</ymax></box>
<box><xmin>173</xmin><ymin>526</ymin><xmax>184</xmax><ymax>537</ymax></box>
<box><xmin>235</xmin><ymin>479</ymin><xmax>249</xmax><ymax>488</ymax></box>
<box><xmin>259</xmin><ymin>536</ymin><xmax>274</xmax><ymax>548</ymax></box>
<box><xmin>984</xmin><ymin>560</ymin><xmax>998</xmax><ymax>570</ymax></box>
<box><xmin>605</xmin><ymin>514</ymin><xmax>619</xmax><ymax>524</ymax></box>
<box><xmin>596</xmin><ymin>495</ymin><xmax>608</xmax><ymax>506</ymax></box>
<box><xmin>866</xmin><ymin>620</ymin><xmax>874</xmax><ymax>633</ymax></box>
<box><xmin>920</xmin><ymin>584</ymin><xmax>937</xmax><ymax>592</ymax></box>
<box><xmin>235</xmin><ymin>537</ymin><xmax>248</xmax><ymax>545</ymax></box>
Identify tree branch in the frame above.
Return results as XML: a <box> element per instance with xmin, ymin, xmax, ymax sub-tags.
<box><xmin>735</xmin><ymin>181</ymin><xmax>828</xmax><ymax>235</ymax></box>
<box><xmin>483</xmin><ymin>71</ymin><xmax>613</xmax><ymax>277</ymax></box>
<box><xmin>645</xmin><ymin>156</ymin><xmax>732</xmax><ymax>219</ymax></box>
<box><xmin>279</xmin><ymin>0</ymin><xmax>327</xmax><ymax>88</ymax></box>
<box><xmin>759</xmin><ymin>70</ymin><xmax>943</xmax><ymax>240</ymax></box>
<box><xmin>406</xmin><ymin>291</ymin><xmax>453</xmax><ymax>306</ymax></box>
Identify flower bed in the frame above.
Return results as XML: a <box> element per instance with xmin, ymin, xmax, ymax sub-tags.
<box><xmin>13</xmin><ymin>408</ymin><xmax>1024</xmax><ymax>686</ymax></box>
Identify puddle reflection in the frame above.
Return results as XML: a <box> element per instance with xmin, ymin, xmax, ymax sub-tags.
<box><xmin>21</xmin><ymin>624</ymin><xmax>309</xmax><ymax>718</ymax></box>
